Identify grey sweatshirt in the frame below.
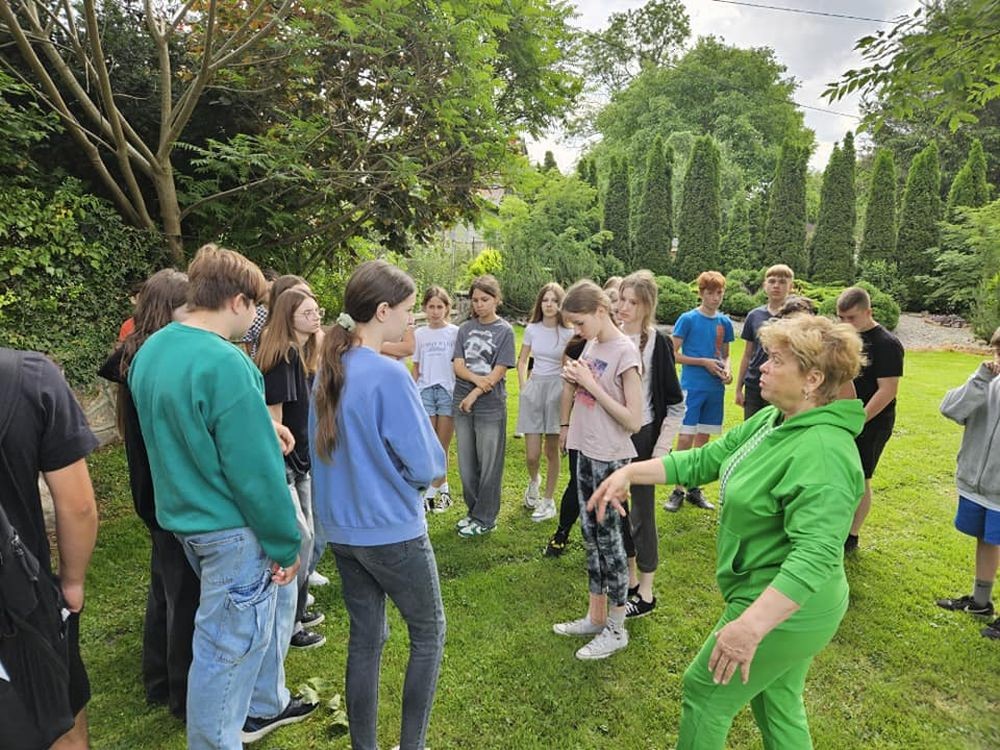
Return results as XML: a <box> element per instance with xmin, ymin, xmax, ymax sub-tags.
<box><xmin>940</xmin><ymin>363</ymin><xmax>1000</xmax><ymax>510</ymax></box>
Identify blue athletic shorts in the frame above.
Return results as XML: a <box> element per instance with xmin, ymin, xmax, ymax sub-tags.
<box><xmin>954</xmin><ymin>496</ymin><xmax>1000</xmax><ymax>544</ymax></box>
<box><xmin>680</xmin><ymin>389</ymin><xmax>723</xmax><ymax>435</ymax></box>
<box><xmin>420</xmin><ymin>384</ymin><xmax>453</xmax><ymax>417</ymax></box>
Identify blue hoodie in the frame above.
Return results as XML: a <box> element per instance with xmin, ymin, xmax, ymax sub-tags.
<box><xmin>310</xmin><ymin>346</ymin><xmax>446</xmax><ymax>546</ymax></box>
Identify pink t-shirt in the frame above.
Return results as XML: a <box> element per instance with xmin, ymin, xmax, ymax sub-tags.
<box><xmin>566</xmin><ymin>335</ymin><xmax>641</xmax><ymax>461</ymax></box>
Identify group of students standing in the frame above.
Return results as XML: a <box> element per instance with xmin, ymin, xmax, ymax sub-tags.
<box><xmin>72</xmin><ymin>242</ymin><xmax>1000</xmax><ymax>750</ymax></box>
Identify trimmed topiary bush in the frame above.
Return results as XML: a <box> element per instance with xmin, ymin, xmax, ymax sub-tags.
<box><xmin>723</xmin><ymin>290</ymin><xmax>755</xmax><ymax>318</ymax></box>
<box><xmin>816</xmin><ymin>281</ymin><xmax>900</xmax><ymax>331</ymax></box>
<box><xmin>655</xmin><ymin>275</ymin><xmax>699</xmax><ymax>324</ymax></box>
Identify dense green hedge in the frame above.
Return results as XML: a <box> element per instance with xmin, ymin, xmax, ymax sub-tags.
<box><xmin>655</xmin><ymin>275</ymin><xmax>699</xmax><ymax>324</ymax></box>
<box><xmin>816</xmin><ymin>281</ymin><xmax>901</xmax><ymax>331</ymax></box>
<box><xmin>0</xmin><ymin>179</ymin><xmax>163</xmax><ymax>386</ymax></box>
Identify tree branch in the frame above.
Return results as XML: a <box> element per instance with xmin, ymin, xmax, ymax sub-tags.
<box><xmin>83</xmin><ymin>0</ymin><xmax>155</xmax><ymax>226</ymax></box>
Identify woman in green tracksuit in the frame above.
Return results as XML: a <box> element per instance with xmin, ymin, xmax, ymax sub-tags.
<box><xmin>590</xmin><ymin>313</ymin><xmax>866</xmax><ymax>749</ymax></box>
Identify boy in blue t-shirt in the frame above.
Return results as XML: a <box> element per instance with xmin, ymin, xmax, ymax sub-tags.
<box><xmin>665</xmin><ymin>271</ymin><xmax>734</xmax><ymax>512</ymax></box>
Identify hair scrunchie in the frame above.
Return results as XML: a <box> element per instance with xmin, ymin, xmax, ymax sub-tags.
<box><xmin>337</xmin><ymin>312</ymin><xmax>356</xmax><ymax>332</ymax></box>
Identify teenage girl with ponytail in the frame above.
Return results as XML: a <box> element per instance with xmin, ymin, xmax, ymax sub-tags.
<box><xmin>310</xmin><ymin>260</ymin><xmax>446</xmax><ymax>750</ymax></box>
<box><xmin>616</xmin><ymin>270</ymin><xmax>684</xmax><ymax>618</ymax></box>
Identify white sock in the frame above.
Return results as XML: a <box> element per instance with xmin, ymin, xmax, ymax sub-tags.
<box><xmin>424</xmin><ymin>486</ymin><xmax>438</xmax><ymax>500</ymax></box>
<box><xmin>440</xmin><ymin>482</ymin><xmax>449</xmax><ymax>493</ymax></box>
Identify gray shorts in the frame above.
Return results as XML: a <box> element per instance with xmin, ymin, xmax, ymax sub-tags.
<box><xmin>516</xmin><ymin>375</ymin><xmax>563</xmax><ymax>435</ymax></box>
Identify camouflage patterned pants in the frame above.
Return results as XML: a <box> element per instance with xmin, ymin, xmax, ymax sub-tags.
<box><xmin>576</xmin><ymin>454</ymin><xmax>631</xmax><ymax>607</ymax></box>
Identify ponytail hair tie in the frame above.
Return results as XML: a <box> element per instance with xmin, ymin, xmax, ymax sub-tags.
<box><xmin>337</xmin><ymin>312</ymin><xmax>356</xmax><ymax>332</ymax></box>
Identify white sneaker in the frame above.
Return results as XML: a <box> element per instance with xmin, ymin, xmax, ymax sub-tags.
<box><xmin>553</xmin><ymin>616</ymin><xmax>604</xmax><ymax>637</ymax></box>
<box><xmin>456</xmin><ymin>516</ymin><xmax>473</xmax><ymax>529</ymax></box>
<box><xmin>523</xmin><ymin>477</ymin><xmax>540</xmax><ymax>509</ymax></box>
<box><xmin>531</xmin><ymin>498</ymin><xmax>556</xmax><ymax>522</ymax></box>
<box><xmin>575</xmin><ymin>623</ymin><xmax>628</xmax><ymax>660</ymax></box>
<box><xmin>305</xmin><ymin>592</ymin><xmax>315</xmax><ymax>608</ymax></box>
<box><xmin>308</xmin><ymin>571</ymin><xmax>330</xmax><ymax>587</ymax></box>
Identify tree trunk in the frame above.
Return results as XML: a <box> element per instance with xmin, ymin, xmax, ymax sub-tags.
<box><xmin>155</xmin><ymin>162</ymin><xmax>186</xmax><ymax>266</ymax></box>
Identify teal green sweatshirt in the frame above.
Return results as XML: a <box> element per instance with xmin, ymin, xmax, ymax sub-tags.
<box><xmin>129</xmin><ymin>323</ymin><xmax>300</xmax><ymax>567</ymax></box>
<box><xmin>663</xmin><ymin>400</ymin><xmax>865</xmax><ymax>625</ymax></box>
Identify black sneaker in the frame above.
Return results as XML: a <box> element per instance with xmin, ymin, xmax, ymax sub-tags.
<box><xmin>242</xmin><ymin>696</ymin><xmax>318</xmax><ymax>744</ymax></box>
<box><xmin>982</xmin><ymin>618</ymin><xmax>1000</xmax><ymax>639</ymax></box>
<box><xmin>936</xmin><ymin>595</ymin><xmax>995</xmax><ymax>616</ymax></box>
<box><xmin>290</xmin><ymin>628</ymin><xmax>326</xmax><ymax>650</ymax></box>
<box><xmin>627</xmin><ymin>584</ymin><xmax>639</xmax><ymax>600</ymax></box>
<box><xmin>844</xmin><ymin>534</ymin><xmax>859</xmax><ymax>554</ymax></box>
<box><xmin>433</xmin><ymin>491</ymin><xmax>453</xmax><ymax>513</ymax></box>
<box><xmin>625</xmin><ymin>596</ymin><xmax>656</xmax><ymax>619</ymax></box>
<box><xmin>664</xmin><ymin>488</ymin><xmax>685</xmax><ymax>512</ymax></box>
<box><xmin>543</xmin><ymin>530</ymin><xmax>568</xmax><ymax>557</ymax></box>
<box><xmin>686</xmin><ymin>487</ymin><xmax>715</xmax><ymax>510</ymax></box>
<box><xmin>300</xmin><ymin>609</ymin><xmax>325</xmax><ymax>628</ymax></box>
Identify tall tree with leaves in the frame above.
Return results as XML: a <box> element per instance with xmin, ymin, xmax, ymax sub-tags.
<box><xmin>748</xmin><ymin>188</ymin><xmax>769</xmax><ymax>268</ymax></box>
<box><xmin>634</xmin><ymin>136</ymin><xmax>673</xmax><ymax>274</ymax></box>
<box><xmin>947</xmin><ymin>138</ymin><xmax>991</xmax><ymax>218</ymax></box>
<box><xmin>721</xmin><ymin>194</ymin><xmax>752</xmax><ymax>272</ymax></box>
<box><xmin>859</xmin><ymin>148</ymin><xmax>898</xmax><ymax>265</ymax></box>
<box><xmin>674</xmin><ymin>135</ymin><xmax>722</xmax><ymax>281</ymax></box>
<box><xmin>809</xmin><ymin>132</ymin><xmax>857</xmax><ymax>282</ymax></box>
<box><xmin>0</xmin><ymin>0</ymin><xmax>581</xmax><ymax>266</ymax></box>
<box><xmin>827</xmin><ymin>0</ymin><xmax>1000</xmax><ymax>133</ymax></box>
<box><xmin>763</xmin><ymin>141</ymin><xmax>808</xmax><ymax>272</ymax></box>
<box><xmin>603</xmin><ymin>157</ymin><xmax>631</xmax><ymax>262</ymax></box>
<box><xmin>542</xmin><ymin>151</ymin><xmax>559</xmax><ymax>172</ymax></box>
<box><xmin>897</xmin><ymin>141</ymin><xmax>942</xmax><ymax>307</ymax></box>
<box><xmin>583</xmin><ymin>0</ymin><xmax>690</xmax><ymax>92</ymax></box>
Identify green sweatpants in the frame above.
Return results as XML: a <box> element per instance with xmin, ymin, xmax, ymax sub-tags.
<box><xmin>677</xmin><ymin>602</ymin><xmax>843</xmax><ymax>750</ymax></box>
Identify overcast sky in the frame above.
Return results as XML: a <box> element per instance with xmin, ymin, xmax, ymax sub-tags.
<box><xmin>526</xmin><ymin>0</ymin><xmax>920</xmax><ymax>173</ymax></box>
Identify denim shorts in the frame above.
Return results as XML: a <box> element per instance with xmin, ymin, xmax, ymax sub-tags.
<box><xmin>955</xmin><ymin>496</ymin><xmax>1000</xmax><ymax>544</ymax></box>
<box><xmin>420</xmin><ymin>384</ymin><xmax>453</xmax><ymax>417</ymax></box>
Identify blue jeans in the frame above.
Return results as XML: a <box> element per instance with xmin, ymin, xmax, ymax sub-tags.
<box><xmin>330</xmin><ymin>534</ymin><xmax>446</xmax><ymax>750</ymax></box>
<box><xmin>178</xmin><ymin>527</ymin><xmax>292</xmax><ymax>749</ymax></box>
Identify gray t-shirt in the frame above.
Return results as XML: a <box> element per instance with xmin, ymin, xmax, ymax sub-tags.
<box><xmin>453</xmin><ymin>317</ymin><xmax>516</xmax><ymax>417</ymax></box>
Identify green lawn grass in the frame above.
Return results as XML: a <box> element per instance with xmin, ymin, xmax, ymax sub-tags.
<box><xmin>83</xmin><ymin>336</ymin><xmax>1000</xmax><ymax>749</ymax></box>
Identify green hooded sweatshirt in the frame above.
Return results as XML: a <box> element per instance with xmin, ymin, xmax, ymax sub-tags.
<box><xmin>664</xmin><ymin>400</ymin><xmax>865</xmax><ymax>628</ymax></box>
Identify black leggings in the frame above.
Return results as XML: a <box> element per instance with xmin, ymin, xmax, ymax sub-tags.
<box><xmin>555</xmin><ymin>449</ymin><xmax>579</xmax><ymax>536</ymax></box>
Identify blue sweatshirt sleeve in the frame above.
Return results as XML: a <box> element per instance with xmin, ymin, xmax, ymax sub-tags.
<box><xmin>213</xmin><ymin>388</ymin><xmax>301</xmax><ymax>567</ymax></box>
<box><xmin>378</xmin><ymin>365</ymin><xmax>447</xmax><ymax>490</ymax></box>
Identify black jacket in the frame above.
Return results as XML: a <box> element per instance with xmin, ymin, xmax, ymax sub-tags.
<box><xmin>651</xmin><ymin>330</ymin><xmax>684</xmax><ymax>438</ymax></box>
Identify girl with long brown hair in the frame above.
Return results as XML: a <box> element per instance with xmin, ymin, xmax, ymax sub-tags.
<box><xmin>98</xmin><ymin>268</ymin><xmax>198</xmax><ymax>720</ymax></box>
<box><xmin>452</xmin><ymin>275</ymin><xmax>516</xmax><ymax>537</ymax></box>
<box><xmin>255</xmin><ymin>288</ymin><xmax>325</xmax><ymax>650</ymax></box>
<box><xmin>310</xmin><ymin>260</ymin><xmax>446</xmax><ymax>750</ymax></box>
<box><xmin>616</xmin><ymin>270</ymin><xmax>684</xmax><ymax>619</ymax></box>
<box><xmin>516</xmin><ymin>282</ymin><xmax>573</xmax><ymax>522</ymax></box>
<box><xmin>553</xmin><ymin>280</ymin><xmax>643</xmax><ymax>660</ymax></box>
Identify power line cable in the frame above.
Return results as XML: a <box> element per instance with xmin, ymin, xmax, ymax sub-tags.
<box><xmin>794</xmin><ymin>101</ymin><xmax>860</xmax><ymax>119</ymax></box>
<box><xmin>710</xmin><ymin>0</ymin><xmax>891</xmax><ymax>24</ymax></box>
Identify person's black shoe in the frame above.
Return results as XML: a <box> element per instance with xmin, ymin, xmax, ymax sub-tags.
<box><xmin>290</xmin><ymin>628</ymin><xmax>326</xmax><ymax>650</ymax></box>
<box><xmin>936</xmin><ymin>595</ymin><xmax>994</xmax><ymax>616</ymax></box>
<box><xmin>982</xmin><ymin>618</ymin><xmax>1000</xmax><ymax>639</ymax></box>
<box><xmin>685</xmin><ymin>487</ymin><xmax>715</xmax><ymax>510</ymax></box>
<box><xmin>242</xmin><ymin>697</ymin><xmax>318</xmax><ymax>744</ymax></box>
<box><xmin>625</xmin><ymin>596</ymin><xmax>656</xmax><ymax>619</ymax></box>
<box><xmin>844</xmin><ymin>534</ymin><xmax>859</xmax><ymax>554</ymax></box>
<box><xmin>627</xmin><ymin>584</ymin><xmax>639</xmax><ymax>600</ymax></box>
<box><xmin>300</xmin><ymin>609</ymin><xmax>325</xmax><ymax>627</ymax></box>
<box><xmin>663</xmin><ymin>488</ymin><xmax>685</xmax><ymax>512</ymax></box>
<box><xmin>543</xmin><ymin>530</ymin><xmax>569</xmax><ymax>557</ymax></box>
